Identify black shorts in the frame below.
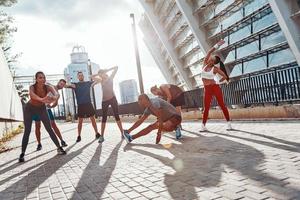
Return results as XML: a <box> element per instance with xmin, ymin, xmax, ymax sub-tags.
<box><xmin>77</xmin><ymin>103</ymin><xmax>95</xmax><ymax>118</ymax></box>
<box><xmin>170</xmin><ymin>93</ymin><xmax>185</xmax><ymax>107</ymax></box>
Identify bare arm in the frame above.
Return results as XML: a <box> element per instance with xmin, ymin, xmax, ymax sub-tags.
<box><xmin>90</xmin><ymin>74</ymin><xmax>103</xmax><ymax>87</ymax></box>
<box><xmin>64</xmin><ymin>83</ymin><xmax>76</xmax><ymax>89</ymax></box>
<box><xmin>204</xmin><ymin>39</ymin><xmax>225</xmax><ymax>65</ymax></box>
<box><xmin>29</xmin><ymin>86</ymin><xmax>50</xmax><ymax>104</ymax></box>
<box><xmin>214</xmin><ymin>67</ymin><xmax>229</xmax><ymax>82</ymax></box>
<box><xmin>160</xmin><ymin>85</ymin><xmax>172</xmax><ymax>103</ymax></box>
<box><xmin>128</xmin><ymin>114</ymin><xmax>149</xmax><ymax>133</ymax></box>
<box><xmin>108</xmin><ymin>66</ymin><xmax>118</xmax><ymax>79</ymax></box>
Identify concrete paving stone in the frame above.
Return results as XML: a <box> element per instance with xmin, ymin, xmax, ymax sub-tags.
<box><xmin>124</xmin><ymin>190</ymin><xmax>142</xmax><ymax>199</ymax></box>
<box><xmin>117</xmin><ymin>185</ymin><xmax>132</xmax><ymax>193</ymax></box>
<box><xmin>1</xmin><ymin>122</ymin><xmax>300</xmax><ymax>200</ymax></box>
<box><xmin>141</xmin><ymin>190</ymin><xmax>160</xmax><ymax>199</ymax></box>
<box><xmin>197</xmin><ymin>190</ymin><xmax>222</xmax><ymax>199</ymax></box>
<box><xmin>109</xmin><ymin>191</ymin><xmax>127</xmax><ymax>199</ymax></box>
<box><xmin>241</xmin><ymin>184</ymin><xmax>267</xmax><ymax>194</ymax></box>
<box><xmin>238</xmin><ymin>190</ymin><xmax>269</xmax><ymax>200</ymax></box>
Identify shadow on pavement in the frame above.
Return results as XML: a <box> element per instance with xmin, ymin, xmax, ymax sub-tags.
<box><xmin>125</xmin><ymin>132</ymin><xmax>300</xmax><ymax>199</ymax></box>
<box><xmin>231</xmin><ymin>129</ymin><xmax>300</xmax><ymax>147</ymax></box>
<box><xmin>0</xmin><ymin>141</ymin><xmax>94</xmax><ymax>200</ymax></box>
<box><xmin>70</xmin><ymin>140</ymin><xmax>123</xmax><ymax>200</ymax></box>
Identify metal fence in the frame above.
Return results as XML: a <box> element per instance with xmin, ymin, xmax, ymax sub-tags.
<box><xmin>15</xmin><ymin>63</ymin><xmax>299</xmax><ymax>119</ymax></box>
<box><xmin>96</xmin><ymin>62</ymin><xmax>300</xmax><ymax>117</ymax></box>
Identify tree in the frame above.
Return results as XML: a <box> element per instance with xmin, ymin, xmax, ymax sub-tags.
<box><xmin>0</xmin><ymin>0</ymin><xmax>17</xmax><ymax>7</ymax></box>
<box><xmin>0</xmin><ymin>0</ymin><xmax>19</xmax><ymax>75</ymax></box>
<box><xmin>15</xmin><ymin>84</ymin><xmax>29</xmax><ymax>105</ymax></box>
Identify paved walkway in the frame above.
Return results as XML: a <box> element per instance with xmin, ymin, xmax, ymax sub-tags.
<box><xmin>0</xmin><ymin>121</ymin><xmax>300</xmax><ymax>200</ymax></box>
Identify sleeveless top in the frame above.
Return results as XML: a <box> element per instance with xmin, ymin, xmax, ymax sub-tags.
<box><xmin>201</xmin><ymin>65</ymin><xmax>215</xmax><ymax>80</ymax></box>
<box><xmin>29</xmin><ymin>84</ymin><xmax>49</xmax><ymax>107</ymax></box>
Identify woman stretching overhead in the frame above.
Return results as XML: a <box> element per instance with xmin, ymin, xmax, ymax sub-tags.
<box><xmin>200</xmin><ymin>39</ymin><xmax>232</xmax><ymax>131</ymax></box>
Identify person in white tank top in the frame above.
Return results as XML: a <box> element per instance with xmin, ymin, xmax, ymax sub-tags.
<box><xmin>200</xmin><ymin>39</ymin><xmax>232</xmax><ymax>131</ymax></box>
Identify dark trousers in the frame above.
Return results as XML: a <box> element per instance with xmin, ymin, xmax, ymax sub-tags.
<box><xmin>21</xmin><ymin>103</ymin><xmax>60</xmax><ymax>153</ymax></box>
<box><xmin>101</xmin><ymin>96</ymin><xmax>120</xmax><ymax>122</ymax></box>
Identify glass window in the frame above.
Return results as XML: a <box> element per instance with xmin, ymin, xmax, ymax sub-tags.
<box><xmin>237</xmin><ymin>41</ymin><xmax>259</xmax><ymax>59</ymax></box>
<box><xmin>244</xmin><ymin>57</ymin><xmax>267</xmax><ymax>73</ymax></box>
<box><xmin>215</xmin><ymin>0</ymin><xmax>235</xmax><ymax>15</ymax></box>
<box><xmin>261</xmin><ymin>31</ymin><xmax>286</xmax><ymax>50</ymax></box>
<box><xmin>230</xmin><ymin>64</ymin><xmax>243</xmax><ymax>77</ymax></box>
<box><xmin>225</xmin><ymin>50</ymin><xmax>236</xmax><ymax>63</ymax></box>
<box><xmin>230</xmin><ymin>25</ymin><xmax>251</xmax><ymax>44</ymax></box>
<box><xmin>222</xmin><ymin>11</ymin><xmax>243</xmax><ymax>29</ymax></box>
<box><xmin>269</xmin><ymin>49</ymin><xmax>296</xmax><ymax>67</ymax></box>
<box><xmin>253</xmin><ymin>13</ymin><xmax>277</xmax><ymax>33</ymax></box>
<box><xmin>244</xmin><ymin>0</ymin><xmax>268</xmax><ymax>16</ymax></box>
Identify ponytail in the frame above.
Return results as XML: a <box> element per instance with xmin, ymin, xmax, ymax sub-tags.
<box><xmin>214</xmin><ymin>56</ymin><xmax>229</xmax><ymax>81</ymax></box>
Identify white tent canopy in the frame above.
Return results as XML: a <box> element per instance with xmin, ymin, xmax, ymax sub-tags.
<box><xmin>0</xmin><ymin>46</ymin><xmax>23</xmax><ymax>121</ymax></box>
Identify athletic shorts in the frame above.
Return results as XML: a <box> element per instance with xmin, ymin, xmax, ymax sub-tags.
<box><xmin>32</xmin><ymin>109</ymin><xmax>55</xmax><ymax>121</ymax></box>
<box><xmin>170</xmin><ymin>93</ymin><xmax>185</xmax><ymax>107</ymax></box>
<box><xmin>77</xmin><ymin>102</ymin><xmax>95</xmax><ymax>118</ymax></box>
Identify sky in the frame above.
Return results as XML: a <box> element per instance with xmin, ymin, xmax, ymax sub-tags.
<box><xmin>3</xmin><ymin>0</ymin><xmax>166</xmax><ymax>98</ymax></box>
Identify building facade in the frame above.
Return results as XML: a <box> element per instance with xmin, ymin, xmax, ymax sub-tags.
<box><xmin>139</xmin><ymin>0</ymin><xmax>300</xmax><ymax>90</ymax></box>
<box><xmin>119</xmin><ymin>79</ymin><xmax>139</xmax><ymax>104</ymax></box>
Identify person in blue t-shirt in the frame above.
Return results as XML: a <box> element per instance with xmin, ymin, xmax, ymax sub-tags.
<box><xmin>65</xmin><ymin>71</ymin><xmax>101</xmax><ymax>142</ymax></box>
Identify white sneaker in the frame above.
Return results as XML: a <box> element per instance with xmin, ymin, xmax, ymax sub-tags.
<box><xmin>226</xmin><ymin>122</ymin><xmax>232</xmax><ymax>130</ymax></box>
<box><xmin>199</xmin><ymin>124</ymin><xmax>208</xmax><ymax>132</ymax></box>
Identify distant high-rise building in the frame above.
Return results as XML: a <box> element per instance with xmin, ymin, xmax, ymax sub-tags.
<box><xmin>64</xmin><ymin>46</ymin><xmax>102</xmax><ymax>117</ymax></box>
<box><xmin>119</xmin><ymin>79</ymin><xmax>139</xmax><ymax>104</ymax></box>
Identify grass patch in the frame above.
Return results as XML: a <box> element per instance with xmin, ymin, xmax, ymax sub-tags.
<box><xmin>0</xmin><ymin>124</ymin><xmax>24</xmax><ymax>153</ymax></box>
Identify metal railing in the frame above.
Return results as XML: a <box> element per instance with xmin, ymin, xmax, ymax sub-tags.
<box><xmin>96</xmin><ymin>63</ymin><xmax>300</xmax><ymax>117</ymax></box>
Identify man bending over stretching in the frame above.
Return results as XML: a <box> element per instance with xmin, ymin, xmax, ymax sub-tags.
<box><xmin>123</xmin><ymin>94</ymin><xmax>182</xmax><ymax>144</ymax></box>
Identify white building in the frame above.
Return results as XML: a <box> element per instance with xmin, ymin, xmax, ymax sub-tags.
<box><xmin>119</xmin><ymin>79</ymin><xmax>139</xmax><ymax>104</ymax></box>
<box><xmin>139</xmin><ymin>0</ymin><xmax>300</xmax><ymax>89</ymax></box>
<box><xmin>64</xmin><ymin>46</ymin><xmax>102</xmax><ymax>117</ymax></box>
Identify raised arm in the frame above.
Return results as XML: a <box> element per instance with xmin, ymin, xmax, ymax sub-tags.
<box><xmin>64</xmin><ymin>83</ymin><xmax>76</xmax><ymax>89</ymax></box>
<box><xmin>204</xmin><ymin>39</ymin><xmax>225</xmax><ymax>65</ymax></box>
<box><xmin>107</xmin><ymin>66</ymin><xmax>118</xmax><ymax>79</ymax></box>
<box><xmin>90</xmin><ymin>74</ymin><xmax>103</xmax><ymax>87</ymax></box>
<box><xmin>128</xmin><ymin>114</ymin><xmax>149</xmax><ymax>133</ymax></box>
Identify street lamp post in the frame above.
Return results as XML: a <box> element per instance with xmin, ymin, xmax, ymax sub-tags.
<box><xmin>130</xmin><ymin>13</ymin><xmax>144</xmax><ymax>94</ymax></box>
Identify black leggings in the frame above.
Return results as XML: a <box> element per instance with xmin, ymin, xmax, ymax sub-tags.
<box><xmin>21</xmin><ymin>103</ymin><xmax>60</xmax><ymax>153</ymax></box>
<box><xmin>101</xmin><ymin>96</ymin><xmax>120</xmax><ymax>123</ymax></box>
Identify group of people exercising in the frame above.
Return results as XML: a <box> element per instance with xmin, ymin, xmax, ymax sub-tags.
<box><xmin>18</xmin><ymin>40</ymin><xmax>232</xmax><ymax>162</ymax></box>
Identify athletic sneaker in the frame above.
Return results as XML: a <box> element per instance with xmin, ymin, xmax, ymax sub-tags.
<box><xmin>95</xmin><ymin>133</ymin><xmax>101</xmax><ymax>139</ymax></box>
<box><xmin>19</xmin><ymin>153</ymin><xmax>25</xmax><ymax>162</ymax></box>
<box><xmin>57</xmin><ymin>147</ymin><xmax>66</xmax><ymax>155</ymax></box>
<box><xmin>123</xmin><ymin>130</ymin><xmax>132</xmax><ymax>143</ymax></box>
<box><xmin>36</xmin><ymin>144</ymin><xmax>42</xmax><ymax>151</ymax></box>
<box><xmin>226</xmin><ymin>122</ymin><xmax>233</xmax><ymax>130</ymax></box>
<box><xmin>175</xmin><ymin>126</ymin><xmax>182</xmax><ymax>140</ymax></box>
<box><xmin>61</xmin><ymin>140</ymin><xmax>68</xmax><ymax>147</ymax></box>
<box><xmin>98</xmin><ymin>135</ymin><xmax>104</xmax><ymax>143</ymax></box>
<box><xmin>199</xmin><ymin>124</ymin><xmax>208</xmax><ymax>132</ymax></box>
<box><xmin>76</xmin><ymin>136</ymin><xmax>81</xmax><ymax>143</ymax></box>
